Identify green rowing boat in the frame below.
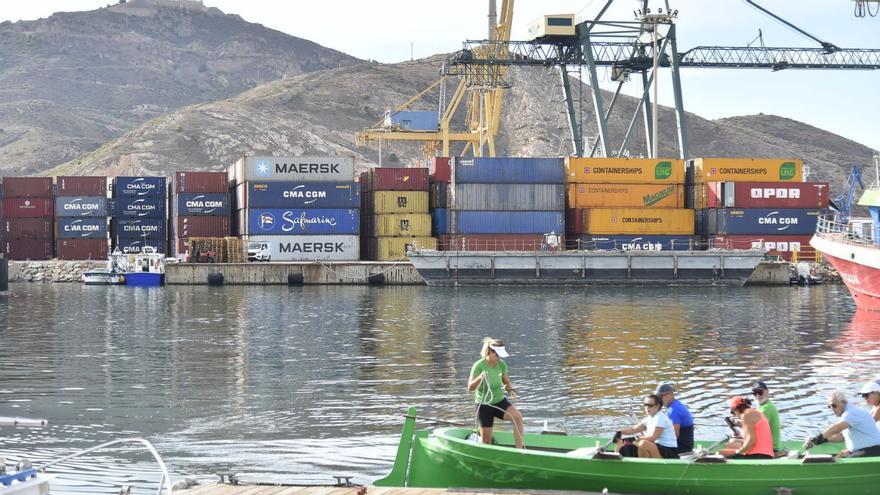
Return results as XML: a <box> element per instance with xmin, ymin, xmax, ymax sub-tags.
<box><xmin>375</xmin><ymin>407</ymin><xmax>878</xmax><ymax>495</ymax></box>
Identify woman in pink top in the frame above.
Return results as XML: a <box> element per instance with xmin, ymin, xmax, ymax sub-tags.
<box><xmin>720</xmin><ymin>396</ymin><xmax>775</xmax><ymax>459</ymax></box>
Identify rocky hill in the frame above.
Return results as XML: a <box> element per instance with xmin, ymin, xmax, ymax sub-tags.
<box><xmin>49</xmin><ymin>55</ymin><xmax>875</xmax><ymax>196</ymax></box>
<box><xmin>0</xmin><ymin>0</ymin><xmax>360</xmax><ymax>175</ymax></box>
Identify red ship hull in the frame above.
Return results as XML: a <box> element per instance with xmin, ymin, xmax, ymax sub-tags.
<box><xmin>811</xmin><ymin>233</ymin><xmax>880</xmax><ymax>311</ymax></box>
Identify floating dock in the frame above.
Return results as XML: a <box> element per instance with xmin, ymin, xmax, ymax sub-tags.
<box><xmin>165</xmin><ymin>261</ymin><xmax>424</xmax><ymax>285</ymax></box>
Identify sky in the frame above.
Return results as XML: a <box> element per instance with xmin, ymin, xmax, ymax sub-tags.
<box><xmin>3</xmin><ymin>0</ymin><xmax>879</xmax><ymax>154</ymax></box>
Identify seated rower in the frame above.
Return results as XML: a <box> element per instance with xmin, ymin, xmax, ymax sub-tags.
<box><xmin>860</xmin><ymin>381</ymin><xmax>880</xmax><ymax>427</ymax></box>
<box><xmin>656</xmin><ymin>383</ymin><xmax>694</xmax><ymax>454</ymax></box>
<box><xmin>804</xmin><ymin>390</ymin><xmax>880</xmax><ymax>458</ymax></box>
<box><xmin>719</xmin><ymin>396</ymin><xmax>774</xmax><ymax>459</ymax></box>
<box><xmin>614</xmin><ymin>394</ymin><xmax>679</xmax><ymax>459</ymax></box>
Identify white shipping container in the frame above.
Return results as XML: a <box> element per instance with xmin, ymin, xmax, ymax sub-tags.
<box><xmin>453</xmin><ymin>183</ymin><xmax>565</xmax><ymax>211</ymax></box>
<box><xmin>242</xmin><ymin>235</ymin><xmax>360</xmax><ymax>261</ymax></box>
<box><xmin>229</xmin><ymin>156</ymin><xmax>355</xmax><ymax>184</ymax></box>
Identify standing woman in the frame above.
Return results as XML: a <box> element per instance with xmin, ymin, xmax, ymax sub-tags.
<box><xmin>468</xmin><ymin>338</ymin><xmax>525</xmax><ymax>449</ymax></box>
<box><xmin>859</xmin><ymin>381</ymin><xmax>880</xmax><ymax>426</ymax></box>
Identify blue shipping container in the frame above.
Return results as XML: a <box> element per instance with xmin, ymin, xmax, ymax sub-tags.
<box><xmin>708</xmin><ymin>208</ymin><xmax>820</xmax><ymax>235</ymax></box>
<box><xmin>243</xmin><ymin>181</ymin><xmax>360</xmax><ymax>209</ymax></box>
<box><xmin>112</xmin><ymin>237</ymin><xmax>166</xmax><ymax>254</ymax></box>
<box><xmin>579</xmin><ymin>235</ymin><xmax>697</xmax><ymax>251</ymax></box>
<box><xmin>432</xmin><ymin>208</ymin><xmax>449</xmax><ymax>235</ymax></box>
<box><xmin>114</xmin><ymin>177</ymin><xmax>167</xmax><ymax>197</ymax></box>
<box><xmin>111</xmin><ymin>219</ymin><xmax>166</xmax><ymax>240</ymax></box>
<box><xmin>55</xmin><ymin>196</ymin><xmax>108</xmax><ymax>217</ymax></box>
<box><xmin>112</xmin><ymin>195</ymin><xmax>166</xmax><ymax>218</ymax></box>
<box><xmin>175</xmin><ymin>193</ymin><xmax>231</xmax><ymax>216</ymax></box>
<box><xmin>246</xmin><ymin>209</ymin><xmax>359</xmax><ymax>235</ymax></box>
<box><xmin>388</xmin><ymin>111</ymin><xmax>439</xmax><ymax>131</ymax></box>
<box><xmin>454</xmin><ymin>211</ymin><xmax>564</xmax><ymax>234</ymax></box>
<box><xmin>56</xmin><ymin>218</ymin><xmax>108</xmax><ymax>239</ymax></box>
<box><xmin>454</xmin><ymin>157</ymin><xmax>565</xmax><ymax>184</ymax></box>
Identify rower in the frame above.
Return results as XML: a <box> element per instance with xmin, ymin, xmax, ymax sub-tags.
<box><xmin>655</xmin><ymin>383</ymin><xmax>694</xmax><ymax>454</ymax></box>
<box><xmin>859</xmin><ymin>381</ymin><xmax>880</xmax><ymax>427</ymax></box>
<box><xmin>804</xmin><ymin>390</ymin><xmax>880</xmax><ymax>458</ymax></box>
<box><xmin>720</xmin><ymin>396</ymin><xmax>774</xmax><ymax>459</ymax></box>
<box><xmin>751</xmin><ymin>380</ymin><xmax>782</xmax><ymax>454</ymax></box>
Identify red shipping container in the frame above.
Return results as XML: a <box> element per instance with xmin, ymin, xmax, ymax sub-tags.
<box><xmin>3</xmin><ymin>177</ymin><xmax>53</xmax><ymax>198</ymax></box>
<box><xmin>707</xmin><ymin>182</ymin><xmax>829</xmax><ymax>209</ymax></box>
<box><xmin>4</xmin><ymin>239</ymin><xmax>52</xmax><ymax>260</ymax></box>
<box><xmin>369</xmin><ymin>167</ymin><xmax>429</xmax><ymax>191</ymax></box>
<box><xmin>56</xmin><ymin>239</ymin><xmax>108</xmax><ymax>260</ymax></box>
<box><xmin>2</xmin><ymin>218</ymin><xmax>53</xmax><ymax>239</ymax></box>
<box><xmin>2</xmin><ymin>198</ymin><xmax>54</xmax><ymax>218</ymax></box>
<box><xmin>175</xmin><ymin>216</ymin><xmax>231</xmax><ymax>238</ymax></box>
<box><xmin>711</xmin><ymin>235</ymin><xmax>813</xmax><ymax>261</ymax></box>
<box><xmin>359</xmin><ymin>170</ymin><xmax>370</xmax><ymax>193</ymax></box>
<box><xmin>436</xmin><ymin>234</ymin><xmax>564</xmax><ymax>251</ymax></box>
<box><xmin>56</xmin><ymin>176</ymin><xmax>107</xmax><ymax>197</ymax></box>
<box><xmin>431</xmin><ymin>157</ymin><xmax>451</xmax><ymax>183</ymax></box>
<box><xmin>566</xmin><ymin>208</ymin><xmax>585</xmax><ymax>236</ymax></box>
<box><xmin>175</xmin><ymin>171</ymin><xmax>229</xmax><ymax>194</ymax></box>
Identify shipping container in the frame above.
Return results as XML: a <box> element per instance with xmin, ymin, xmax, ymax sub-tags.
<box><xmin>454</xmin><ymin>157</ymin><xmax>565</xmax><ymax>184</ymax></box>
<box><xmin>56</xmin><ymin>239</ymin><xmax>108</xmax><ymax>260</ymax></box>
<box><xmin>436</xmin><ymin>234</ymin><xmax>558</xmax><ymax>251</ymax></box>
<box><xmin>431</xmin><ymin>157</ymin><xmax>451</xmax><ymax>182</ymax></box>
<box><xmin>432</xmin><ymin>208</ymin><xmax>449</xmax><ymax>235</ymax></box>
<box><xmin>2</xmin><ymin>198</ymin><xmax>54</xmax><ymax>218</ymax></box>
<box><xmin>706</xmin><ymin>181</ymin><xmax>830</xmax><ymax>209</ymax></box>
<box><xmin>112</xmin><ymin>195</ymin><xmax>166</xmax><ymax>218</ymax></box>
<box><xmin>565</xmin><ymin>158</ymin><xmax>685</xmax><ymax>184</ymax></box>
<box><xmin>237</xmin><ymin>181</ymin><xmax>360</xmax><ymax>209</ymax></box>
<box><xmin>359</xmin><ymin>170</ymin><xmax>370</xmax><ymax>192</ymax></box>
<box><xmin>370</xmin><ymin>236</ymin><xmax>437</xmax><ymax>260</ymax></box>
<box><xmin>241</xmin><ymin>208</ymin><xmax>359</xmax><ymax>235</ymax></box>
<box><xmin>454</xmin><ymin>211</ymin><xmax>564</xmax><ymax>234</ymax></box>
<box><xmin>454</xmin><ymin>183</ymin><xmax>565</xmax><ymax>211</ymax></box>
<box><xmin>567</xmin><ymin>184</ymin><xmax>685</xmax><ymax>208</ymax></box>
<box><xmin>174</xmin><ymin>216</ymin><xmax>231</xmax><ymax>238</ymax></box>
<box><xmin>368</xmin><ymin>191</ymin><xmax>429</xmax><ymax>214</ymax></box>
<box><xmin>111</xmin><ymin>218</ymin><xmax>166</xmax><ymax>240</ymax></box>
<box><xmin>705</xmin><ymin>208</ymin><xmax>820</xmax><ymax>235</ymax></box>
<box><xmin>710</xmin><ymin>235</ymin><xmax>813</xmax><ymax>261</ymax></box>
<box><xmin>242</xmin><ymin>235</ymin><xmax>359</xmax><ymax>261</ymax></box>
<box><xmin>430</xmin><ymin>181</ymin><xmax>449</xmax><ymax>209</ymax></box>
<box><xmin>370</xmin><ymin>213</ymin><xmax>431</xmax><ymax>237</ymax></box>
<box><xmin>689</xmin><ymin>158</ymin><xmax>804</xmax><ymax>183</ymax></box>
<box><xmin>174</xmin><ymin>192</ymin><xmax>231</xmax><ymax>216</ymax></box>
<box><xmin>2</xmin><ymin>218</ymin><xmax>53</xmax><ymax>239</ymax></box>
<box><xmin>175</xmin><ymin>171</ymin><xmax>228</xmax><ymax>194</ymax></box>
<box><xmin>3</xmin><ymin>239</ymin><xmax>52</xmax><ymax>260</ymax></box>
<box><xmin>569</xmin><ymin>208</ymin><xmax>695</xmax><ymax>235</ymax></box>
<box><xmin>112</xmin><ymin>237</ymin><xmax>166</xmax><ymax>254</ymax></box>
<box><xmin>2</xmin><ymin>177</ymin><xmax>53</xmax><ymax>198</ymax></box>
<box><xmin>57</xmin><ymin>176</ymin><xmax>107</xmax><ymax>197</ymax></box>
<box><xmin>113</xmin><ymin>176</ymin><xmax>167</xmax><ymax>197</ymax></box>
<box><xmin>369</xmin><ymin>167</ymin><xmax>430</xmax><ymax>191</ymax></box>
<box><xmin>56</xmin><ymin>218</ymin><xmax>108</xmax><ymax>239</ymax></box>
<box><xmin>687</xmin><ymin>184</ymin><xmax>708</xmax><ymax>210</ymax></box>
<box><xmin>578</xmin><ymin>235</ymin><xmax>699</xmax><ymax>251</ymax></box>
<box><xmin>229</xmin><ymin>156</ymin><xmax>355</xmax><ymax>184</ymax></box>
<box><xmin>54</xmin><ymin>196</ymin><xmax>108</xmax><ymax>217</ymax></box>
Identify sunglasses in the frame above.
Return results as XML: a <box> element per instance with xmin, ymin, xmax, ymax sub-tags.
<box><xmin>862</xmin><ymin>393</ymin><xmax>871</xmax><ymax>399</ymax></box>
<box><xmin>643</xmin><ymin>403</ymin><xmax>657</xmax><ymax>407</ymax></box>
<box><xmin>752</xmin><ymin>390</ymin><xmax>764</xmax><ymax>396</ymax></box>
<box><xmin>828</xmin><ymin>403</ymin><xmax>838</xmax><ymax>410</ymax></box>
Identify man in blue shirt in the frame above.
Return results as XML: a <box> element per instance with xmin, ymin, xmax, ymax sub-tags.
<box><xmin>804</xmin><ymin>390</ymin><xmax>880</xmax><ymax>457</ymax></box>
<box><xmin>656</xmin><ymin>383</ymin><xmax>694</xmax><ymax>454</ymax></box>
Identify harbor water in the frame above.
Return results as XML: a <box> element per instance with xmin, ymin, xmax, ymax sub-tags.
<box><xmin>1</xmin><ymin>284</ymin><xmax>879</xmax><ymax>493</ymax></box>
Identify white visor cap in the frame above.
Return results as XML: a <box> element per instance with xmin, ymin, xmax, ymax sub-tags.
<box><xmin>489</xmin><ymin>344</ymin><xmax>509</xmax><ymax>358</ymax></box>
<box><xmin>859</xmin><ymin>381</ymin><xmax>880</xmax><ymax>394</ymax></box>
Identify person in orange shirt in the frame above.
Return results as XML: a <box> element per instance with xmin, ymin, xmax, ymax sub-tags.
<box><xmin>720</xmin><ymin>396</ymin><xmax>774</xmax><ymax>459</ymax></box>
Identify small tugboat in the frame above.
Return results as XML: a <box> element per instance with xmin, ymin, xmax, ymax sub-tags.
<box><xmin>119</xmin><ymin>246</ymin><xmax>166</xmax><ymax>287</ymax></box>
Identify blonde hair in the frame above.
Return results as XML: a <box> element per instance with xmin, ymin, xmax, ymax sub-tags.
<box><xmin>480</xmin><ymin>337</ymin><xmax>505</xmax><ymax>358</ymax></box>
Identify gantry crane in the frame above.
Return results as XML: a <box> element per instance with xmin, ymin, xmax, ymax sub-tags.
<box><xmin>443</xmin><ymin>0</ymin><xmax>880</xmax><ymax>160</ymax></box>
<box><xmin>355</xmin><ymin>0</ymin><xmax>514</xmax><ymax>159</ymax></box>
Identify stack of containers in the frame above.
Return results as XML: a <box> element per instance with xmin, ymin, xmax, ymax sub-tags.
<box><xmin>362</xmin><ymin>167</ymin><xmax>434</xmax><ymax>260</ymax></box>
<box><xmin>110</xmin><ymin>177</ymin><xmax>168</xmax><ymax>254</ymax></box>
<box><xmin>230</xmin><ymin>156</ymin><xmax>360</xmax><ymax>261</ymax></box>
<box><xmin>690</xmin><ymin>158</ymin><xmax>825</xmax><ymax>260</ymax></box>
<box><xmin>1</xmin><ymin>177</ymin><xmax>54</xmax><ymax>260</ymax></box>
<box><xmin>171</xmin><ymin>172</ymin><xmax>231</xmax><ymax>256</ymax></box>
<box><xmin>565</xmin><ymin>158</ymin><xmax>695</xmax><ymax>251</ymax></box>
<box><xmin>55</xmin><ymin>176</ymin><xmax>109</xmax><ymax>260</ymax></box>
<box><xmin>434</xmin><ymin>157</ymin><xmax>565</xmax><ymax>251</ymax></box>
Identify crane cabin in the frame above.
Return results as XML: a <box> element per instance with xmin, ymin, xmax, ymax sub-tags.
<box><xmin>528</xmin><ymin>14</ymin><xmax>577</xmax><ymax>40</ymax></box>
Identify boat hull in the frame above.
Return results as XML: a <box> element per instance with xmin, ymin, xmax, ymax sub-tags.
<box><xmin>82</xmin><ymin>272</ymin><xmax>125</xmax><ymax>285</ymax></box>
<box><xmin>407</xmin><ymin>250</ymin><xmax>765</xmax><ymax>286</ymax></box>
<box><xmin>124</xmin><ymin>272</ymin><xmax>165</xmax><ymax>287</ymax></box>
<box><xmin>811</xmin><ymin>234</ymin><xmax>880</xmax><ymax>310</ymax></box>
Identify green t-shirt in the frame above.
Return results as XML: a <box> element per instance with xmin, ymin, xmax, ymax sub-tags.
<box><xmin>470</xmin><ymin>358</ymin><xmax>508</xmax><ymax>404</ymax></box>
<box><xmin>758</xmin><ymin>399</ymin><xmax>781</xmax><ymax>450</ymax></box>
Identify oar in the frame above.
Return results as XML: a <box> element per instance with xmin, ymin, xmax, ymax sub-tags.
<box><xmin>0</xmin><ymin>417</ymin><xmax>47</xmax><ymax>427</ymax></box>
<box><xmin>402</xmin><ymin>414</ymin><xmax>470</xmax><ymax>427</ymax></box>
<box><xmin>683</xmin><ymin>435</ymin><xmax>730</xmax><ymax>461</ymax></box>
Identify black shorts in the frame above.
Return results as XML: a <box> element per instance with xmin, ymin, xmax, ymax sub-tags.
<box><xmin>729</xmin><ymin>453</ymin><xmax>773</xmax><ymax>460</ymax></box>
<box><xmin>477</xmin><ymin>398</ymin><xmax>512</xmax><ymax>428</ymax></box>
<box><xmin>657</xmin><ymin>444</ymin><xmax>680</xmax><ymax>459</ymax></box>
<box><xmin>619</xmin><ymin>442</ymin><xmax>678</xmax><ymax>459</ymax></box>
<box><xmin>848</xmin><ymin>445</ymin><xmax>880</xmax><ymax>458</ymax></box>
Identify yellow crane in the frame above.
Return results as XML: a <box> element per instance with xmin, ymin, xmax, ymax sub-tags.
<box><xmin>355</xmin><ymin>0</ymin><xmax>514</xmax><ymax>158</ymax></box>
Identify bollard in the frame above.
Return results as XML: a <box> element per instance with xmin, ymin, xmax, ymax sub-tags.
<box><xmin>207</xmin><ymin>272</ymin><xmax>224</xmax><ymax>286</ymax></box>
<box><xmin>287</xmin><ymin>272</ymin><xmax>304</xmax><ymax>286</ymax></box>
<box><xmin>368</xmin><ymin>273</ymin><xmax>385</xmax><ymax>285</ymax></box>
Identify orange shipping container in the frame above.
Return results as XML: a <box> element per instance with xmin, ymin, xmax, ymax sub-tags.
<box><xmin>565</xmin><ymin>157</ymin><xmax>685</xmax><ymax>184</ymax></box>
<box><xmin>690</xmin><ymin>158</ymin><xmax>803</xmax><ymax>183</ymax></box>
<box><xmin>578</xmin><ymin>208</ymin><xmax>695</xmax><ymax>235</ymax></box>
<box><xmin>568</xmin><ymin>184</ymin><xmax>685</xmax><ymax>208</ymax></box>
